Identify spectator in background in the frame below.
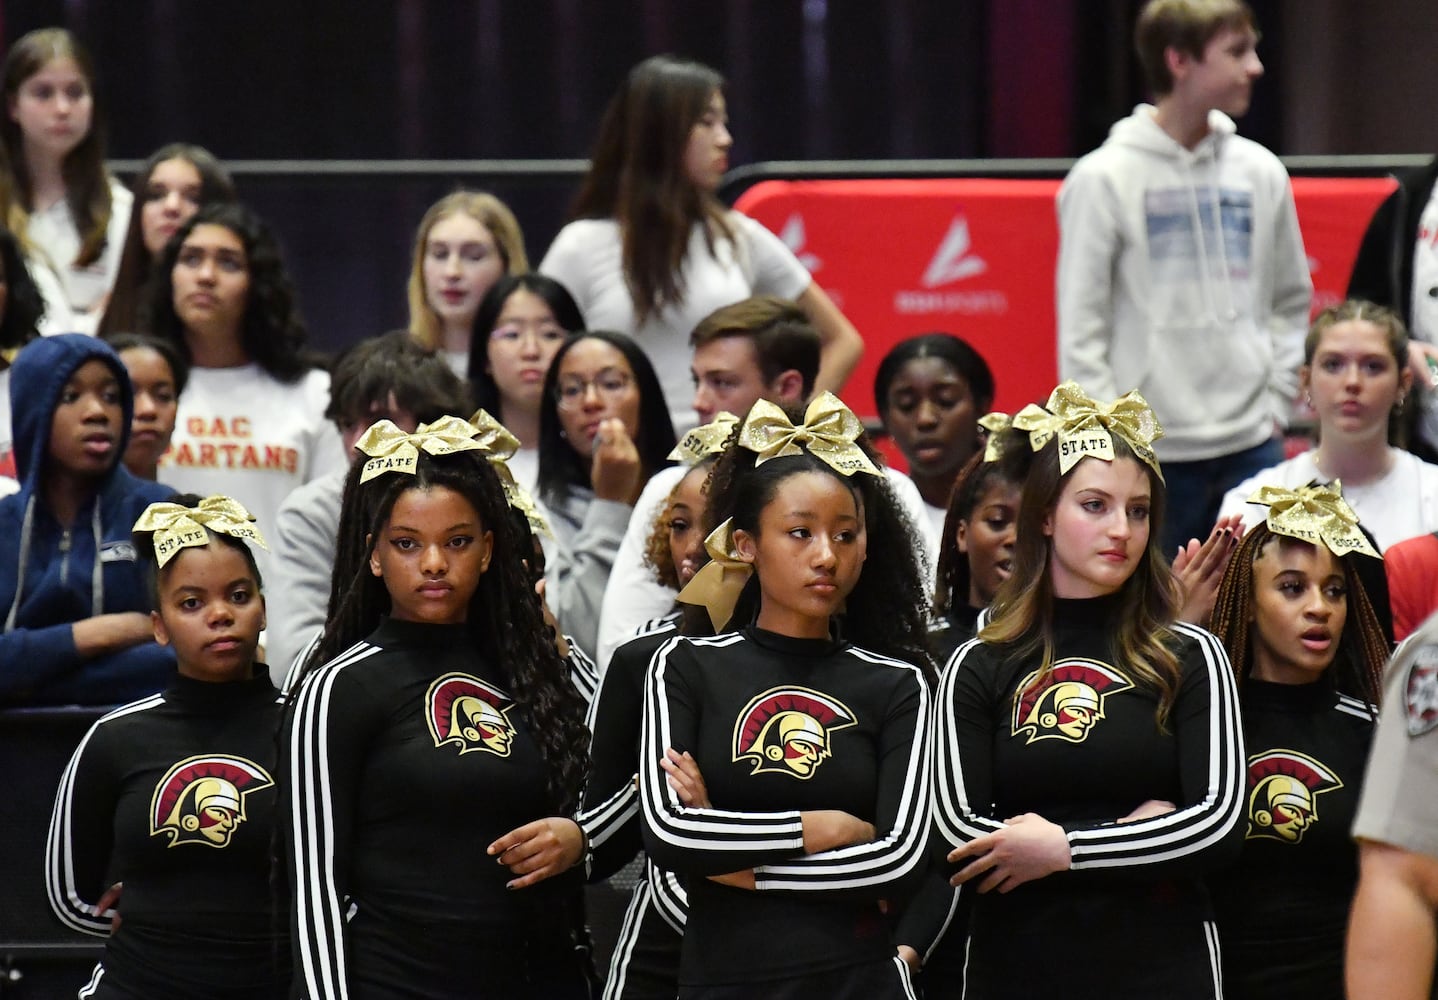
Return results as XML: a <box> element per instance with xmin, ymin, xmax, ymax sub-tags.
<box><xmin>538</xmin><ymin>330</ymin><xmax>676</xmax><ymax>658</ymax></box>
<box><xmin>98</xmin><ymin>143</ymin><xmax>237</xmax><ymax>338</ymax></box>
<box><xmin>874</xmin><ymin>332</ymin><xmax>995</xmax><ymax>535</ymax></box>
<box><xmin>467</xmin><ymin>273</ymin><xmax>584</xmax><ymax>492</ymax></box>
<box><xmin>107</xmin><ymin>333</ymin><xmax>189</xmax><ymax>484</ymax></box>
<box><xmin>1056</xmin><ymin>0</ymin><xmax>1311</xmax><ymax>555</ymax></box>
<box><xmin>0</xmin><ymin>334</ymin><xmax>174</xmax><ymax>707</ymax></box>
<box><xmin>407</xmin><ymin>190</ymin><xmax>527</xmax><ymax>377</ymax></box>
<box><xmin>0</xmin><ymin>226</ymin><xmax>46</xmax><ymax>479</ymax></box>
<box><xmin>0</xmin><ymin>28</ymin><xmax>130</xmax><ymax>334</ymax></box>
<box><xmin>143</xmin><ymin>202</ymin><xmax>346</xmax><ymax>577</ymax></box>
<box><xmin>1385</xmin><ymin>531</ymin><xmax>1438</xmax><ymax>642</ymax></box>
<box><xmin>266</xmin><ymin>331</ymin><xmax>471</xmax><ymax>677</ymax></box>
<box><xmin>540</xmin><ymin>54</ymin><xmax>862</xmax><ymax>431</ymax></box>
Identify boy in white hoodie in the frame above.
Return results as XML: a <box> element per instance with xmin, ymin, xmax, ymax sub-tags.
<box><xmin>1056</xmin><ymin>0</ymin><xmax>1311</xmax><ymax>554</ymax></box>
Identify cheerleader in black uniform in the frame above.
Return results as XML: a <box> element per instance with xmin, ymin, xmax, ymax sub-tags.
<box><xmin>1207</xmin><ymin>483</ymin><xmax>1387</xmax><ymax>1000</ymax></box>
<box><xmin>933</xmin><ymin>382</ymin><xmax>1246</xmax><ymax>1000</ymax></box>
<box><xmin>47</xmin><ymin>494</ymin><xmax>288</xmax><ymax>999</ymax></box>
<box><xmin>283</xmin><ymin>416</ymin><xmax>592</xmax><ymax>999</ymax></box>
<box><xmin>580</xmin><ymin>414</ymin><xmax>734</xmax><ymax>999</ymax></box>
<box><xmin>640</xmin><ymin>393</ymin><xmax>934</xmax><ymax>999</ymax></box>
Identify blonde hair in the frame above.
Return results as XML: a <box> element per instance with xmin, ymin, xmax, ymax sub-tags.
<box><xmin>406</xmin><ymin>191</ymin><xmax>527</xmax><ymax>350</ymax></box>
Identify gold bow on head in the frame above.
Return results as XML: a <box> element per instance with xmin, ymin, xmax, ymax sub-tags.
<box><xmin>978</xmin><ymin>411</ymin><xmax>1012</xmax><ymax>463</ymax></box>
<box><xmin>669</xmin><ymin>412</ymin><xmax>740</xmax><ymax>466</ymax></box>
<box><xmin>467</xmin><ymin>408</ymin><xmax>552</xmax><ymax>539</ymax></box>
<box><xmin>354</xmin><ymin>415</ymin><xmax>492</xmax><ymax>483</ymax></box>
<box><xmin>1248</xmin><ymin>482</ymin><xmax>1381</xmax><ymax>560</ymax></box>
<box><xmin>737</xmin><ymin>392</ymin><xmax>880</xmax><ymax>478</ymax></box>
<box><xmin>133</xmin><ymin>495</ymin><xmax>268</xmax><ymax>568</ymax></box>
<box><xmin>1012</xmin><ymin>381</ymin><xmax>1163</xmax><ymax>480</ymax></box>
<box><xmin>675</xmin><ymin>518</ymin><xmax>753</xmax><ymax>631</ymax></box>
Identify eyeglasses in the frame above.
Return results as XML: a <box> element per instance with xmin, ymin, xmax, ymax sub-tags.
<box><xmin>554</xmin><ymin>369</ymin><xmax>634</xmax><ymax>411</ymax></box>
<box><xmin>489</xmin><ymin>322</ymin><xmax>567</xmax><ymax>345</ymax></box>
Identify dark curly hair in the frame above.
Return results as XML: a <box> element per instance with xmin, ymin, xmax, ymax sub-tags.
<box><xmin>0</xmin><ymin>226</ymin><xmax>44</xmax><ymax>363</ymax></box>
<box><xmin>704</xmin><ymin>410</ymin><xmax>935</xmax><ymax>681</ymax></box>
<box><xmin>299</xmin><ymin>449</ymin><xmax>589</xmax><ymax>814</ymax></box>
<box><xmin>141</xmin><ymin>202</ymin><xmax>322</xmax><ymax>383</ymax></box>
<box><xmin>643</xmin><ymin>460</ymin><xmax>715</xmax><ymax>590</ymax></box>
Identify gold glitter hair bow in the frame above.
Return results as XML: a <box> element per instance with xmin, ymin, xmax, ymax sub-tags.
<box><xmin>737</xmin><ymin>392</ymin><xmax>880</xmax><ymax>478</ymax></box>
<box><xmin>978</xmin><ymin>411</ymin><xmax>1012</xmax><ymax>463</ymax></box>
<box><xmin>1012</xmin><ymin>381</ymin><xmax>1164</xmax><ymax>480</ymax></box>
<box><xmin>669</xmin><ymin>412</ymin><xmax>740</xmax><ymax>466</ymax></box>
<box><xmin>354</xmin><ymin>415</ymin><xmax>492</xmax><ymax>483</ymax></box>
<box><xmin>1248</xmin><ymin>482</ymin><xmax>1381</xmax><ymax>559</ymax></box>
<box><xmin>468</xmin><ymin>408</ymin><xmax>552</xmax><ymax>539</ymax></box>
<box><xmin>675</xmin><ymin>518</ymin><xmax>753</xmax><ymax>631</ymax></box>
<box><xmin>133</xmin><ymin>495</ymin><xmax>268</xmax><ymax>569</ymax></box>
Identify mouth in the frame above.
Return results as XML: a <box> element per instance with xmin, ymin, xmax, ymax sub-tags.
<box><xmin>440</xmin><ymin>289</ymin><xmax>467</xmax><ymax>305</ymax></box>
<box><xmin>580</xmin><ymin>420</ymin><xmax>603</xmax><ymax>440</ymax></box>
<box><xmin>1300</xmin><ymin>628</ymin><xmax>1332</xmax><ymax>653</ymax></box>
<box><xmin>206</xmin><ymin>636</ymin><xmax>245</xmax><ymax>653</ymax></box>
<box><xmin>186</xmin><ymin>292</ymin><xmax>217</xmax><ymax>309</ymax></box>
<box><xmin>419</xmin><ymin>582</ymin><xmax>453</xmax><ymax>598</ymax></box>
<box><xmin>806</xmin><ymin>580</ymin><xmax>838</xmax><ymax>595</ymax></box>
<box><xmin>1099</xmin><ymin>549</ymin><xmax>1128</xmax><ymax>562</ymax></box>
<box><xmin>81</xmin><ymin>434</ymin><xmax>115</xmax><ymax>457</ymax></box>
<box><xmin>1339</xmin><ymin>402</ymin><xmax>1363</xmax><ymax>416</ymax></box>
<box><xmin>912</xmin><ymin>442</ymin><xmax>946</xmax><ymax>464</ymax></box>
<box><xmin>994</xmin><ymin>558</ymin><xmax>1013</xmax><ymax>578</ymax></box>
<box><xmin>518</xmin><ymin>368</ymin><xmax>545</xmax><ymax>383</ymax></box>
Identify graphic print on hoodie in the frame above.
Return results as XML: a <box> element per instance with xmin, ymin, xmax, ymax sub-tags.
<box><xmin>0</xmin><ymin>334</ymin><xmax>176</xmax><ymax>706</ymax></box>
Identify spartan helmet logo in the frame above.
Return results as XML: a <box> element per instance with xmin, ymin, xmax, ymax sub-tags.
<box><xmin>427</xmin><ymin>673</ymin><xmax>516</xmax><ymax>757</ymax></box>
<box><xmin>1247</xmin><ymin>750</ymin><xmax>1343</xmax><ymax>844</ymax></box>
<box><xmin>1011</xmin><ymin>659</ymin><xmax>1134</xmax><ymax>745</ymax></box>
<box><xmin>1403</xmin><ymin>646</ymin><xmax>1438</xmax><ymax>737</ymax></box>
<box><xmin>149</xmin><ymin>755</ymin><xmax>274</xmax><ymax>849</ymax></box>
<box><xmin>732</xmin><ymin>687</ymin><xmax>857</xmax><ymax>779</ymax></box>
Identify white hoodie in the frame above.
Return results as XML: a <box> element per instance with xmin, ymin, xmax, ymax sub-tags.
<box><xmin>1057</xmin><ymin>105</ymin><xmax>1312</xmax><ymax>463</ymax></box>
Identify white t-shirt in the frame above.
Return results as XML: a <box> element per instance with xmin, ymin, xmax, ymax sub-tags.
<box><xmin>1410</xmin><ymin>182</ymin><xmax>1438</xmax><ymax>448</ymax></box>
<box><xmin>26</xmin><ymin>177</ymin><xmax>132</xmax><ymax>334</ymax></box>
<box><xmin>539</xmin><ymin>214</ymin><xmax>812</xmax><ymax>431</ymax></box>
<box><xmin>157</xmin><ymin>365</ymin><xmax>348</xmax><ymax>578</ymax></box>
<box><xmin>594</xmin><ymin>464</ymin><xmax>940</xmax><ymax>668</ymax></box>
<box><xmin>1216</xmin><ymin>447</ymin><xmax>1438</xmax><ymax>552</ymax></box>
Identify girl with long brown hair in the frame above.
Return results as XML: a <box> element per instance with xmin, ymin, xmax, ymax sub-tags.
<box><xmin>932</xmin><ymin>382</ymin><xmax>1246</xmax><ymax>999</ymax></box>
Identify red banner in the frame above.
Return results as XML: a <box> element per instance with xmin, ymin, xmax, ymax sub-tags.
<box><xmin>736</xmin><ymin>175</ymin><xmax>1399</xmax><ymax>429</ymax></box>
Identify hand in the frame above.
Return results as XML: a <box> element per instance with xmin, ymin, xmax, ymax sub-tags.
<box><xmin>1407</xmin><ymin>340</ymin><xmax>1438</xmax><ymax>390</ymax></box>
<box><xmin>707</xmin><ymin>869</ymin><xmax>757</xmax><ymax>890</ymax></box>
<box><xmin>1118</xmin><ymin>799</ymin><xmax>1177</xmax><ymax>823</ymax></box>
<box><xmin>534</xmin><ymin>579</ymin><xmax>570</xmax><ymax>659</ymax></box>
<box><xmin>947</xmin><ymin>813</ymin><xmax>1071</xmax><ymax>893</ymax></box>
<box><xmin>590</xmin><ymin>418</ymin><xmax>642</xmax><ymax>505</ymax></box>
<box><xmin>95</xmin><ymin>881</ymin><xmax>122</xmax><ymax>931</ymax></box>
<box><xmin>1173</xmin><ymin>514</ymin><xmax>1245</xmax><ymax>626</ymax></box>
<box><xmin>660</xmin><ymin>749</ymin><xmax>711</xmax><ymax>808</ymax></box>
<box><xmin>487</xmin><ymin>817</ymin><xmax>585</xmax><ymax>889</ymax></box>
<box><xmin>897</xmin><ymin>945</ymin><xmax>921</xmax><ymax>972</ymax></box>
<box><xmin>801</xmin><ymin>809</ymin><xmax>877</xmax><ymax>854</ymax></box>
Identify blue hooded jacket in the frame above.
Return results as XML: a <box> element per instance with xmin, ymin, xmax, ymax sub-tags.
<box><xmin>0</xmin><ymin>335</ymin><xmax>177</xmax><ymax>706</ymax></box>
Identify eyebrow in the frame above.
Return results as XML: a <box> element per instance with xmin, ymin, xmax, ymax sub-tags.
<box><xmin>172</xmin><ymin>578</ymin><xmax>252</xmax><ymax>595</ymax></box>
<box><xmin>388</xmin><ymin>523</ymin><xmax>476</xmax><ymax>533</ymax></box>
<box><xmin>784</xmin><ymin>510</ymin><xmax>859</xmax><ymax>522</ymax></box>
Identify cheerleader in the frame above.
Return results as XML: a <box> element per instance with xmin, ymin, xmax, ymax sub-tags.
<box><xmin>46</xmin><ymin>495</ymin><xmax>287</xmax><ymax>999</ymax></box>
<box><xmin>639</xmin><ymin>393</ymin><xmax>933</xmax><ymax>998</ymax></box>
<box><xmin>1207</xmin><ymin>483</ymin><xmax>1387</xmax><ymax>1000</ymax></box>
<box><xmin>933</xmin><ymin>382</ymin><xmax>1246</xmax><ymax>999</ymax></box>
<box><xmin>284</xmin><ymin>415</ymin><xmax>592</xmax><ymax>998</ymax></box>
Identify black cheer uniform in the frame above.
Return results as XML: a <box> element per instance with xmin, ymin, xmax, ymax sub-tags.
<box><xmin>640</xmin><ymin>627</ymin><xmax>930</xmax><ymax>999</ymax></box>
<box><xmin>933</xmin><ymin>595</ymin><xmax>1246</xmax><ymax>1000</ymax></box>
<box><xmin>578</xmin><ymin>616</ymin><xmax>686</xmax><ymax>1000</ymax></box>
<box><xmin>46</xmin><ymin>668</ymin><xmax>289</xmax><ymax>1000</ymax></box>
<box><xmin>283</xmin><ymin>617</ymin><xmax>589</xmax><ymax>999</ymax></box>
<box><xmin>1208</xmin><ymin>676</ymin><xmax>1376</xmax><ymax>1000</ymax></box>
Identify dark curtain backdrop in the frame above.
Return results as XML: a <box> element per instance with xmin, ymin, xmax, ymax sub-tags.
<box><xmin>0</xmin><ymin>0</ymin><xmax>1284</xmax><ymax>352</ymax></box>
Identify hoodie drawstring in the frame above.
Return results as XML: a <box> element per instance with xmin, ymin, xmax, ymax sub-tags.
<box><xmin>1182</xmin><ymin>150</ymin><xmax>1240</xmax><ymax>325</ymax></box>
<box><xmin>4</xmin><ymin>498</ymin><xmax>107</xmax><ymax>632</ymax></box>
<box><xmin>90</xmin><ymin>502</ymin><xmax>104</xmax><ymax>617</ymax></box>
<box><xmin>4</xmin><ymin>495</ymin><xmax>35</xmax><ymax>632</ymax></box>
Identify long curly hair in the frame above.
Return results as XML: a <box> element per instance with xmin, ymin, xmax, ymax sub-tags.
<box><xmin>0</xmin><ymin>226</ymin><xmax>45</xmax><ymax>364</ymax></box>
<box><xmin>980</xmin><ymin>428</ymin><xmax>1184</xmax><ymax>726</ymax></box>
<box><xmin>571</xmin><ymin>55</ymin><xmax>734</xmax><ymax>324</ymax></box>
<box><xmin>1209</xmin><ymin>522</ymin><xmax>1386</xmax><ymax>708</ymax></box>
<box><xmin>99</xmin><ymin>143</ymin><xmax>237</xmax><ymax>338</ymax></box>
<box><xmin>300</xmin><ymin>449</ymin><xmax>588</xmax><ymax>813</ymax></box>
<box><xmin>142</xmin><ymin>202</ymin><xmax>322</xmax><ymax>383</ymax></box>
<box><xmin>0</xmin><ymin>28</ymin><xmax>115</xmax><ymax>268</ymax></box>
<box><xmin>643</xmin><ymin>461</ymin><xmax>715</xmax><ymax>591</ymax></box>
<box><xmin>704</xmin><ymin>412</ymin><xmax>935</xmax><ymax>681</ymax></box>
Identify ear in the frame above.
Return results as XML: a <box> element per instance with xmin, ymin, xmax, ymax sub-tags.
<box><xmin>1042</xmin><ymin>511</ymin><xmax>1055</xmax><ymax>538</ymax></box>
<box><xmin>258</xmin><ymin>593</ymin><xmax>268</xmax><ymax>634</ymax></box>
<box><xmin>476</xmin><ymin>529</ymin><xmax>495</xmax><ymax>576</ymax></box>
<box><xmin>151</xmin><ymin>609</ymin><xmax>170</xmax><ymax>648</ymax></box>
<box><xmin>1164</xmin><ymin>44</ymin><xmax>1194</xmax><ymax>82</ymax></box>
<box><xmin>770</xmin><ymin>369</ymin><xmax>805</xmax><ymax>406</ymax></box>
<box><xmin>1299</xmin><ymin>364</ymin><xmax>1312</xmax><ymax>398</ymax></box>
<box><xmin>367</xmin><ymin>532</ymin><xmax>382</xmax><ymax>578</ymax></box>
<box><xmin>955</xmin><ymin>519</ymin><xmax>970</xmax><ymax>555</ymax></box>
<box><xmin>1400</xmin><ymin>362</ymin><xmax>1415</xmax><ymax>396</ymax></box>
<box><xmin>732</xmin><ymin>527</ymin><xmax>758</xmax><ymax>564</ymax></box>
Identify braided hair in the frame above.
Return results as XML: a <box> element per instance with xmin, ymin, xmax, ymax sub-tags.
<box><xmin>1209</xmin><ymin>522</ymin><xmax>1386</xmax><ymax>709</ymax></box>
<box><xmin>299</xmin><ymin>449</ymin><xmax>589</xmax><ymax>814</ymax></box>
